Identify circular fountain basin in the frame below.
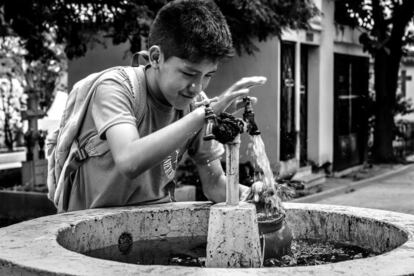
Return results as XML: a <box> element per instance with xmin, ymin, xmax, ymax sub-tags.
<box><xmin>0</xmin><ymin>202</ymin><xmax>414</xmax><ymax>275</ymax></box>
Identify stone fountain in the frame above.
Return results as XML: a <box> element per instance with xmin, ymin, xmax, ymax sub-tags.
<box><xmin>1</xmin><ymin>202</ymin><xmax>414</xmax><ymax>275</ymax></box>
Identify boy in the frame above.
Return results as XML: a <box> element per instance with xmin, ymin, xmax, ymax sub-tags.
<box><xmin>62</xmin><ymin>0</ymin><xmax>266</xmax><ymax>211</ymax></box>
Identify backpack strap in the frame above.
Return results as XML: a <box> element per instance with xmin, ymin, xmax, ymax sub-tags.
<box><xmin>131</xmin><ymin>50</ymin><xmax>149</xmax><ymax>67</ymax></box>
<box><xmin>123</xmin><ymin>66</ymin><xmax>147</xmax><ymax>125</ymax></box>
<box><xmin>74</xmin><ymin>66</ymin><xmax>147</xmax><ymax>162</ymax></box>
<box><xmin>77</xmin><ymin>65</ymin><xmax>147</xmax><ymax>158</ymax></box>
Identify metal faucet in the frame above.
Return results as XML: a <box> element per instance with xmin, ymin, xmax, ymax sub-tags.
<box><xmin>201</xmin><ymin>95</ymin><xmax>261</xmax><ymax>141</ymax></box>
<box><xmin>194</xmin><ymin>92</ymin><xmax>218</xmax><ymax>141</ymax></box>
<box><xmin>242</xmin><ymin>96</ymin><xmax>261</xmax><ymax>136</ymax></box>
<box><xmin>204</xmin><ymin>105</ymin><xmax>217</xmax><ymax>141</ymax></box>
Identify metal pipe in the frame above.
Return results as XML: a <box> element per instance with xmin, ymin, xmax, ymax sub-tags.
<box><xmin>243</xmin><ymin>97</ymin><xmax>261</xmax><ymax>135</ymax></box>
<box><xmin>225</xmin><ymin>134</ymin><xmax>240</xmax><ymax>205</ymax></box>
<box><xmin>203</xmin><ymin>105</ymin><xmax>216</xmax><ymax>140</ymax></box>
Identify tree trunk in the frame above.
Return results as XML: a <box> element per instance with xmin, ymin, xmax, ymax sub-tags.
<box><xmin>372</xmin><ymin>49</ymin><xmax>401</xmax><ymax>162</ymax></box>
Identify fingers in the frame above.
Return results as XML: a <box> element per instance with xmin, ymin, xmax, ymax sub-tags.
<box><xmin>217</xmin><ymin>75</ymin><xmax>265</xmax><ymax>113</ymax></box>
<box><xmin>214</xmin><ymin>75</ymin><xmax>262</xmax><ymax>114</ymax></box>
<box><xmin>194</xmin><ymin>96</ymin><xmax>219</xmax><ymax>107</ymax></box>
<box><xmin>215</xmin><ymin>88</ymin><xmax>249</xmax><ymax>114</ymax></box>
<box><xmin>229</xmin><ymin>76</ymin><xmax>267</xmax><ymax>92</ymax></box>
<box><xmin>234</xmin><ymin>96</ymin><xmax>257</xmax><ymax>111</ymax></box>
<box><xmin>229</xmin><ymin>88</ymin><xmax>249</xmax><ymax>99</ymax></box>
<box><xmin>251</xmin><ymin>181</ymin><xmax>264</xmax><ymax>193</ymax></box>
<box><xmin>251</xmin><ymin>181</ymin><xmax>264</xmax><ymax>203</ymax></box>
<box><xmin>249</xmin><ymin>96</ymin><xmax>258</xmax><ymax>105</ymax></box>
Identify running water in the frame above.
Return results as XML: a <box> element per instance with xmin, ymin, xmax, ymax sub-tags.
<box><xmin>249</xmin><ymin>135</ymin><xmax>284</xmax><ymax>216</ymax></box>
<box><xmin>250</xmin><ymin>135</ymin><xmax>274</xmax><ymax>189</ymax></box>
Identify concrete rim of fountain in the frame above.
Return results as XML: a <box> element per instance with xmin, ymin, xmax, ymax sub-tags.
<box><xmin>1</xmin><ymin>202</ymin><xmax>414</xmax><ymax>276</ymax></box>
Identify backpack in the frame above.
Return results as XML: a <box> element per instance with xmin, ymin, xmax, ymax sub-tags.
<box><xmin>46</xmin><ymin>65</ymin><xmax>147</xmax><ymax>212</ymax></box>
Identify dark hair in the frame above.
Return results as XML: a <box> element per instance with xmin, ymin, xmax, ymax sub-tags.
<box><xmin>148</xmin><ymin>0</ymin><xmax>234</xmax><ymax>63</ymax></box>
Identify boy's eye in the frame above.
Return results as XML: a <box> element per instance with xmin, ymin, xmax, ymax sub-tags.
<box><xmin>182</xmin><ymin>71</ymin><xmax>196</xmax><ymax>77</ymax></box>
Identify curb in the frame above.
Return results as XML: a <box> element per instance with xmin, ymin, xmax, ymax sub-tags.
<box><xmin>290</xmin><ymin>163</ymin><xmax>414</xmax><ymax>203</ymax></box>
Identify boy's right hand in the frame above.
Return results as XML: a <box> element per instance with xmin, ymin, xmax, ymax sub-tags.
<box><xmin>211</xmin><ymin>76</ymin><xmax>267</xmax><ymax>114</ymax></box>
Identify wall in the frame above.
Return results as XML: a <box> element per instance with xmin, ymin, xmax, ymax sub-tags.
<box><xmin>206</xmin><ymin>38</ymin><xmax>280</xmax><ymax>166</ymax></box>
<box><xmin>305</xmin><ymin>0</ymin><xmax>335</xmax><ymax>166</ymax></box>
<box><xmin>68</xmin><ymin>38</ymin><xmax>132</xmax><ymax>89</ymax></box>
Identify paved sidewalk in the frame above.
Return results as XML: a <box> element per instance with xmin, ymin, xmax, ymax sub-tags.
<box><xmin>298</xmin><ymin>164</ymin><xmax>414</xmax><ymax>215</ymax></box>
<box><xmin>0</xmin><ymin>150</ymin><xmax>25</xmax><ymax>170</ymax></box>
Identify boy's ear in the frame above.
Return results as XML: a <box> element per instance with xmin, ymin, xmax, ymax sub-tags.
<box><xmin>148</xmin><ymin>45</ymin><xmax>162</xmax><ymax>68</ymax></box>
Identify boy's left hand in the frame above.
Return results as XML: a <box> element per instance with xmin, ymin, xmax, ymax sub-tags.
<box><xmin>211</xmin><ymin>76</ymin><xmax>267</xmax><ymax>114</ymax></box>
<box><xmin>241</xmin><ymin>180</ymin><xmax>284</xmax><ymax>214</ymax></box>
<box><xmin>242</xmin><ymin>180</ymin><xmax>268</xmax><ymax>203</ymax></box>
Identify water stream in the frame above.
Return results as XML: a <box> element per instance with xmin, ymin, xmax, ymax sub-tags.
<box><xmin>248</xmin><ymin>135</ymin><xmax>284</xmax><ymax>216</ymax></box>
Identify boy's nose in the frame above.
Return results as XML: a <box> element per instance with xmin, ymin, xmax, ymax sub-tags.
<box><xmin>189</xmin><ymin>82</ymin><xmax>202</xmax><ymax>94</ymax></box>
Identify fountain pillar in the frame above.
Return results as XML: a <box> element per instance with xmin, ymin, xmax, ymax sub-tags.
<box><xmin>206</xmin><ymin>134</ymin><xmax>262</xmax><ymax>268</ymax></box>
<box><xmin>206</xmin><ymin>202</ymin><xmax>262</xmax><ymax>268</ymax></box>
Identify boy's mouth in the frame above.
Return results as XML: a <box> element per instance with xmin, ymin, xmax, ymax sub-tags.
<box><xmin>180</xmin><ymin>92</ymin><xmax>196</xmax><ymax>99</ymax></box>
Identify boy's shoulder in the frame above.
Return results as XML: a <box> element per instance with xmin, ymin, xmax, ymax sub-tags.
<box><xmin>72</xmin><ymin>66</ymin><xmax>145</xmax><ymax>90</ymax></box>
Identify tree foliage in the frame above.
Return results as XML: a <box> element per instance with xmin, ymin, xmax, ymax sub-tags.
<box><xmin>0</xmin><ymin>0</ymin><xmax>317</xmax><ymax>150</ymax></box>
<box><xmin>0</xmin><ymin>36</ymin><xmax>66</xmax><ymax>150</ymax></box>
<box><xmin>335</xmin><ymin>0</ymin><xmax>414</xmax><ymax>55</ymax></box>
<box><xmin>0</xmin><ymin>0</ymin><xmax>318</xmax><ymax>60</ymax></box>
<box><xmin>0</xmin><ymin>37</ymin><xmax>25</xmax><ymax>150</ymax></box>
<box><xmin>335</xmin><ymin>0</ymin><xmax>414</xmax><ymax>162</ymax></box>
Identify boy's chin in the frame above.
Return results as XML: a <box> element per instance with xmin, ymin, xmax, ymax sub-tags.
<box><xmin>173</xmin><ymin>100</ymin><xmax>193</xmax><ymax>110</ymax></box>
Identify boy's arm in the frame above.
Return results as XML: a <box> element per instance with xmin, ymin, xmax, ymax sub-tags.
<box><xmin>197</xmin><ymin>159</ymin><xmax>249</xmax><ymax>203</ymax></box>
<box><xmin>106</xmin><ymin>107</ymin><xmax>205</xmax><ymax>179</ymax></box>
<box><xmin>104</xmin><ymin>76</ymin><xmax>267</xmax><ymax>180</ymax></box>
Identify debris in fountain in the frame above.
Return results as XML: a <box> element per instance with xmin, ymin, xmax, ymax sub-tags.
<box><xmin>264</xmin><ymin>239</ymin><xmax>377</xmax><ymax>267</ymax></box>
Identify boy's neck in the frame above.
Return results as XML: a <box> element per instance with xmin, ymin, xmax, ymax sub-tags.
<box><xmin>145</xmin><ymin>66</ymin><xmax>171</xmax><ymax>107</ymax></box>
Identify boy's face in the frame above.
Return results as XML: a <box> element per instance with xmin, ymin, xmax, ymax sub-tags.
<box><xmin>157</xmin><ymin>56</ymin><xmax>218</xmax><ymax>110</ymax></box>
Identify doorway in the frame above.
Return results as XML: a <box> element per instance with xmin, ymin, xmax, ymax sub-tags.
<box><xmin>280</xmin><ymin>41</ymin><xmax>296</xmax><ymax>161</ymax></box>
<box><xmin>333</xmin><ymin>54</ymin><xmax>369</xmax><ymax>171</ymax></box>
<box><xmin>300</xmin><ymin>46</ymin><xmax>308</xmax><ymax>166</ymax></box>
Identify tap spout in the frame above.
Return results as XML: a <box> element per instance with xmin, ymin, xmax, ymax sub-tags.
<box><xmin>204</xmin><ymin>105</ymin><xmax>217</xmax><ymax>141</ymax></box>
<box><xmin>243</xmin><ymin>97</ymin><xmax>261</xmax><ymax>136</ymax></box>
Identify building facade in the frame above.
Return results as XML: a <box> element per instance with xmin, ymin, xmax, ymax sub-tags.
<box><xmin>204</xmin><ymin>0</ymin><xmax>370</xmax><ymax>174</ymax></box>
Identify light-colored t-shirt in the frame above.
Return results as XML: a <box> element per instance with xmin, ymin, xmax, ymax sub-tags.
<box><xmin>66</xmin><ymin>67</ymin><xmax>223</xmax><ymax>211</ymax></box>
